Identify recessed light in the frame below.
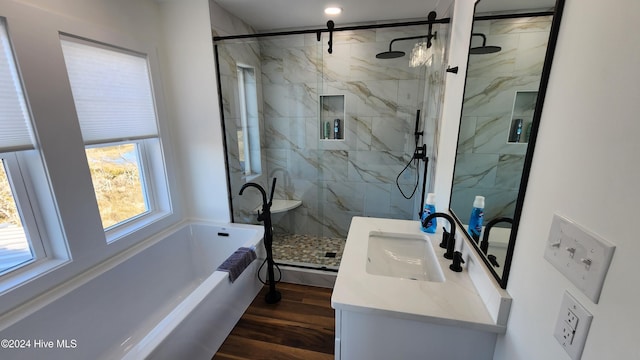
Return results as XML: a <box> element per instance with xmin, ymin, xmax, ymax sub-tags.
<box><xmin>324</xmin><ymin>7</ymin><xmax>342</xmax><ymax>15</ymax></box>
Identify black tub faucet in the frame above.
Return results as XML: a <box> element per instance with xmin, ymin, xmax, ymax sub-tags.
<box><xmin>480</xmin><ymin>217</ymin><xmax>513</xmax><ymax>255</ymax></box>
<box><xmin>239</xmin><ymin>178</ymin><xmax>281</xmax><ymax>304</ymax></box>
<box><xmin>422</xmin><ymin>212</ymin><xmax>457</xmax><ymax>260</ymax></box>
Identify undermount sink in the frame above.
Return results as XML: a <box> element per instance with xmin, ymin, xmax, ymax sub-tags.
<box><xmin>366</xmin><ymin>231</ymin><xmax>445</xmax><ymax>282</ymax></box>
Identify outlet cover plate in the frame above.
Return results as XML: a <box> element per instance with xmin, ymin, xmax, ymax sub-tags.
<box><xmin>544</xmin><ymin>214</ymin><xmax>615</xmax><ymax>303</ymax></box>
<box><xmin>554</xmin><ymin>291</ymin><xmax>593</xmax><ymax>360</ymax></box>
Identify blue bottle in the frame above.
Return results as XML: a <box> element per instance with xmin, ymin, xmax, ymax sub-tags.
<box><xmin>468</xmin><ymin>196</ymin><xmax>485</xmax><ymax>242</ymax></box>
<box><xmin>421</xmin><ymin>193</ymin><xmax>437</xmax><ymax>233</ymax></box>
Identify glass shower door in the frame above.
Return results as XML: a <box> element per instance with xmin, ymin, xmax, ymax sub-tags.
<box><xmin>217</xmin><ymin>20</ymin><xmax>449</xmax><ymax>271</ymax></box>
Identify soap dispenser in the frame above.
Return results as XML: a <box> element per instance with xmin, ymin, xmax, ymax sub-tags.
<box><xmin>467</xmin><ymin>196</ymin><xmax>484</xmax><ymax>242</ymax></box>
<box><xmin>421</xmin><ymin>193</ymin><xmax>437</xmax><ymax>233</ymax></box>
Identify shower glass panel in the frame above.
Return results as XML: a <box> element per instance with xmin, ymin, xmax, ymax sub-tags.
<box><xmin>216</xmin><ymin>22</ymin><xmax>448</xmax><ymax>271</ymax></box>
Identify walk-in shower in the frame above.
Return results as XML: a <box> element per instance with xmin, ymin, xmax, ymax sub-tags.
<box><xmin>214</xmin><ymin>14</ymin><xmax>450</xmax><ymax>271</ymax></box>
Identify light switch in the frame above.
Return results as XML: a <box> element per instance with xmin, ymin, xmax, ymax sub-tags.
<box><xmin>544</xmin><ymin>214</ymin><xmax>615</xmax><ymax>303</ymax></box>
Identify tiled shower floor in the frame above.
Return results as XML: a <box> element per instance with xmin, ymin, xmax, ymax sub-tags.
<box><xmin>272</xmin><ymin>233</ymin><xmax>346</xmax><ymax>270</ymax></box>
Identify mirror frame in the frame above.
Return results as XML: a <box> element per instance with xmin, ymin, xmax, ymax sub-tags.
<box><xmin>450</xmin><ymin>0</ymin><xmax>566</xmax><ymax>289</ymax></box>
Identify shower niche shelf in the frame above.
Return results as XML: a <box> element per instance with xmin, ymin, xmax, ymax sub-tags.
<box><xmin>320</xmin><ymin>95</ymin><xmax>345</xmax><ymax>141</ymax></box>
<box><xmin>508</xmin><ymin>91</ymin><xmax>537</xmax><ymax>144</ymax></box>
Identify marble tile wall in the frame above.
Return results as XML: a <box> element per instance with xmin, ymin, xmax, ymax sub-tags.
<box><xmin>218</xmin><ymin>23</ymin><xmax>449</xmax><ymax>239</ymax></box>
<box><xmin>451</xmin><ymin>16</ymin><xmax>552</xmax><ymax>222</ymax></box>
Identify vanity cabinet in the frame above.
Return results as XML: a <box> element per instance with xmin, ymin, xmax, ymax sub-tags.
<box><xmin>331</xmin><ymin>217</ymin><xmax>509</xmax><ymax>360</ymax></box>
<box><xmin>334</xmin><ymin>309</ymin><xmax>496</xmax><ymax>359</ymax></box>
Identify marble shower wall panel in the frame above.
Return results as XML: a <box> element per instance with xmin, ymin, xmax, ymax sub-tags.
<box><xmin>322</xmin><ymin>43</ymin><xmax>352</xmax><ymax>82</ymax></box>
<box><xmin>453</xmin><ymin>153</ymin><xmax>499</xmax><ymax>189</ymax></box>
<box><xmin>371</xmin><ymin>116</ymin><xmax>413</xmax><ymax>152</ymax></box>
<box><xmin>289</xmin><ymin>149</ymin><xmax>320</xmax><ymax>180</ymax></box>
<box><xmin>514</xmin><ymin>32</ymin><xmax>553</xmax><ymax>76</ymax></box>
<box><xmin>495</xmin><ymin>154</ymin><xmax>526</xmax><ymax>190</ymax></box>
<box><xmin>347</xmin><ymin>151</ymin><xmax>414</xmax><ymax>185</ymax></box>
<box><xmin>319</xmin><ymin>150</ymin><xmax>349</xmax><ymax>181</ymax></box>
<box><xmin>322</xmin><ymin>180</ymin><xmax>365</xmax><ymax>213</ymax></box>
<box><xmin>453</xmin><ymin>16</ymin><xmax>551</xmax><ymax>220</ymax></box>
<box><xmin>458</xmin><ymin>116</ymin><xmax>478</xmax><ymax>154</ymax></box>
<box><xmin>287</xmin><ymin>179</ymin><xmax>323</xmax><ymax>236</ymax></box>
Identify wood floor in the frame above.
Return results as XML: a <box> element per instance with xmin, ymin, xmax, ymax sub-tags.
<box><xmin>213</xmin><ymin>282</ymin><xmax>335</xmax><ymax>360</ymax></box>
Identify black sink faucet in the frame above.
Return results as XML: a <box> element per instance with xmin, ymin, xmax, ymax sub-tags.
<box><xmin>480</xmin><ymin>217</ymin><xmax>513</xmax><ymax>255</ymax></box>
<box><xmin>422</xmin><ymin>212</ymin><xmax>457</xmax><ymax>260</ymax></box>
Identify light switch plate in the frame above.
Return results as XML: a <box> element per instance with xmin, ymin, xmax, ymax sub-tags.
<box><xmin>544</xmin><ymin>214</ymin><xmax>615</xmax><ymax>303</ymax></box>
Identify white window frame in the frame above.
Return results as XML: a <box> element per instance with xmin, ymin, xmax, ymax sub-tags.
<box><xmin>0</xmin><ymin>150</ymin><xmax>70</xmax><ymax>293</ymax></box>
<box><xmin>0</xmin><ymin>153</ymin><xmax>43</xmax><ymax>272</ymax></box>
<box><xmin>100</xmin><ymin>137</ymin><xmax>171</xmax><ymax>243</ymax></box>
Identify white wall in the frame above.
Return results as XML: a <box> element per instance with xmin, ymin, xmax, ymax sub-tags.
<box><xmin>0</xmin><ymin>0</ymin><xmax>189</xmax><ymax>316</ymax></box>
<box><xmin>494</xmin><ymin>0</ymin><xmax>640</xmax><ymax>359</ymax></box>
<box><xmin>432</xmin><ymin>0</ymin><xmax>475</xmax><ymax>211</ymax></box>
<box><xmin>158</xmin><ymin>0</ymin><xmax>231</xmax><ymax>223</ymax></box>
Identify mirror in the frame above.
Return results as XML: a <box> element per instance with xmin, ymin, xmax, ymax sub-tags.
<box><xmin>450</xmin><ymin>0</ymin><xmax>565</xmax><ymax>288</ymax></box>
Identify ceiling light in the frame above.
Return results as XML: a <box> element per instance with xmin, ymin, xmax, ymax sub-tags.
<box><xmin>324</xmin><ymin>7</ymin><xmax>342</xmax><ymax>15</ymax></box>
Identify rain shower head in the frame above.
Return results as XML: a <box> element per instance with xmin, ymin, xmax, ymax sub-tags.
<box><xmin>469</xmin><ymin>45</ymin><xmax>502</xmax><ymax>54</ymax></box>
<box><xmin>470</xmin><ymin>33</ymin><xmax>501</xmax><ymax>54</ymax></box>
<box><xmin>376</xmin><ymin>50</ymin><xmax>406</xmax><ymax>59</ymax></box>
<box><xmin>376</xmin><ymin>12</ymin><xmax>441</xmax><ymax>61</ymax></box>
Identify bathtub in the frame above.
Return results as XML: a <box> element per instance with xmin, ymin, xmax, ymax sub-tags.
<box><xmin>0</xmin><ymin>222</ymin><xmax>264</xmax><ymax>360</ymax></box>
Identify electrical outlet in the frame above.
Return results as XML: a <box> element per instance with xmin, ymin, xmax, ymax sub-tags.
<box><xmin>566</xmin><ymin>309</ymin><xmax>579</xmax><ymax>329</ymax></box>
<box><xmin>560</xmin><ymin>321</ymin><xmax>575</xmax><ymax>345</ymax></box>
<box><xmin>554</xmin><ymin>292</ymin><xmax>592</xmax><ymax>360</ymax></box>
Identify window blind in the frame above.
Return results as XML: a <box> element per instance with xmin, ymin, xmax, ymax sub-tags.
<box><xmin>60</xmin><ymin>38</ymin><xmax>158</xmax><ymax>145</ymax></box>
<box><xmin>0</xmin><ymin>20</ymin><xmax>35</xmax><ymax>152</ymax></box>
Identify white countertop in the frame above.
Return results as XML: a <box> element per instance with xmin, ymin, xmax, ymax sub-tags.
<box><xmin>331</xmin><ymin>216</ymin><xmax>506</xmax><ymax>333</ymax></box>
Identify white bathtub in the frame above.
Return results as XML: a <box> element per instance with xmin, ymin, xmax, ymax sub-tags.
<box><xmin>0</xmin><ymin>222</ymin><xmax>264</xmax><ymax>360</ymax></box>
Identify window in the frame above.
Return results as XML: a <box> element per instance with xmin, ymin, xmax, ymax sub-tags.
<box><xmin>0</xmin><ymin>20</ymin><xmax>49</xmax><ymax>275</ymax></box>
<box><xmin>85</xmin><ymin>142</ymin><xmax>148</xmax><ymax>229</ymax></box>
<box><xmin>0</xmin><ymin>159</ymin><xmax>33</xmax><ymax>273</ymax></box>
<box><xmin>236</xmin><ymin>65</ymin><xmax>261</xmax><ymax>178</ymax></box>
<box><xmin>61</xmin><ymin>36</ymin><xmax>169</xmax><ymax>237</ymax></box>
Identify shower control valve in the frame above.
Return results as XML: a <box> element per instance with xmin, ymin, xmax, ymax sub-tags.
<box><xmin>413</xmin><ymin>144</ymin><xmax>427</xmax><ymax>160</ymax></box>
